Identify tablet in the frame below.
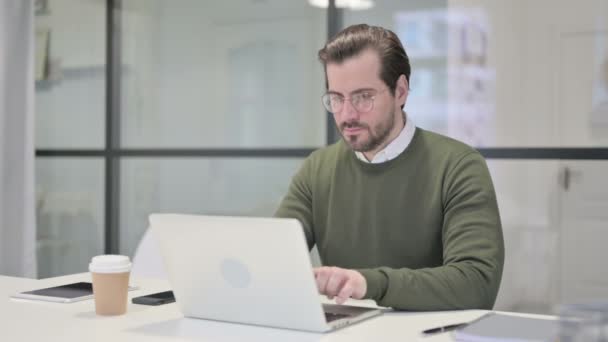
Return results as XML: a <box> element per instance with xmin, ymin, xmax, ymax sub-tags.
<box><xmin>10</xmin><ymin>282</ymin><xmax>138</xmax><ymax>303</ymax></box>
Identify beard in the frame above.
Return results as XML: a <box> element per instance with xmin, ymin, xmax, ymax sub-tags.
<box><xmin>339</xmin><ymin>110</ymin><xmax>396</xmax><ymax>152</ymax></box>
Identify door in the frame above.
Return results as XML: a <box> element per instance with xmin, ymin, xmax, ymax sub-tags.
<box><xmin>556</xmin><ymin>0</ymin><xmax>608</xmax><ymax>304</ymax></box>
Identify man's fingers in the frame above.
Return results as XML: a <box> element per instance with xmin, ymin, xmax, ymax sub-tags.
<box><xmin>315</xmin><ymin>267</ymin><xmax>339</xmax><ymax>296</ymax></box>
<box><xmin>313</xmin><ymin>267</ymin><xmax>367</xmax><ymax>303</ymax></box>
<box><xmin>314</xmin><ymin>267</ymin><xmax>330</xmax><ymax>295</ymax></box>
<box><xmin>325</xmin><ymin>271</ymin><xmax>345</xmax><ymax>298</ymax></box>
<box><xmin>336</xmin><ymin>282</ymin><xmax>354</xmax><ymax>304</ymax></box>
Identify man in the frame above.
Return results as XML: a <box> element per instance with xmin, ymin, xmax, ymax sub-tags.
<box><xmin>275</xmin><ymin>24</ymin><xmax>504</xmax><ymax>311</ymax></box>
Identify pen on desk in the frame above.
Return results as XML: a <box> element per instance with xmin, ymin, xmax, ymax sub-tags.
<box><xmin>422</xmin><ymin>312</ymin><xmax>495</xmax><ymax>336</ymax></box>
<box><xmin>421</xmin><ymin>322</ymin><xmax>469</xmax><ymax>335</ymax></box>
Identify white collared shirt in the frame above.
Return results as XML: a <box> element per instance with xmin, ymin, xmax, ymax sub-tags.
<box><xmin>355</xmin><ymin>116</ymin><xmax>416</xmax><ymax>164</ymax></box>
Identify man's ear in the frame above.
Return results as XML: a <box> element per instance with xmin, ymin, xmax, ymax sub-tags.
<box><xmin>396</xmin><ymin>74</ymin><xmax>409</xmax><ymax>106</ymax></box>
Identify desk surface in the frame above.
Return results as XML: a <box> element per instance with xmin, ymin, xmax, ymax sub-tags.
<box><xmin>1</xmin><ymin>273</ymin><xmax>552</xmax><ymax>341</ymax></box>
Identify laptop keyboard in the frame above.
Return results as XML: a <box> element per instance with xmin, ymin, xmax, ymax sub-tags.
<box><xmin>324</xmin><ymin>312</ymin><xmax>350</xmax><ymax>322</ymax></box>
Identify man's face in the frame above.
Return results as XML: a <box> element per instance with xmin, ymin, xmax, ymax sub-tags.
<box><xmin>326</xmin><ymin>49</ymin><xmax>407</xmax><ymax>153</ymax></box>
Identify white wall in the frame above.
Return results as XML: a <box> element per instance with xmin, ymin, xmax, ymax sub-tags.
<box><xmin>35</xmin><ymin>0</ymin><xmax>106</xmax><ymax>148</ymax></box>
<box><xmin>120</xmin><ymin>0</ymin><xmax>327</xmax><ymax>148</ymax></box>
<box><xmin>449</xmin><ymin>0</ymin><xmax>608</xmax><ymax>313</ymax></box>
<box><xmin>34</xmin><ymin>0</ymin><xmax>107</xmax><ymax>278</ymax></box>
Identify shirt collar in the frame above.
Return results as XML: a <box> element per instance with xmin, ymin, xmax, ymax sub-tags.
<box><xmin>355</xmin><ymin>115</ymin><xmax>416</xmax><ymax>164</ymax></box>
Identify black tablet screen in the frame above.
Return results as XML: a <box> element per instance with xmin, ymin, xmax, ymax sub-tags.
<box><xmin>22</xmin><ymin>282</ymin><xmax>93</xmax><ymax>299</ymax></box>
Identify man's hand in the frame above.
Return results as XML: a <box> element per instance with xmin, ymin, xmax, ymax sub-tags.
<box><xmin>313</xmin><ymin>266</ymin><xmax>367</xmax><ymax>304</ymax></box>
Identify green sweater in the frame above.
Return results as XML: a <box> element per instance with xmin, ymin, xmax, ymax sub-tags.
<box><xmin>275</xmin><ymin>128</ymin><xmax>504</xmax><ymax>310</ymax></box>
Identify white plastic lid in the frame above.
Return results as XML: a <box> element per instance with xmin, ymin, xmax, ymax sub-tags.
<box><xmin>89</xmin><ymin>255</ymin><xmax>132</xmax><ymax>273</ymax></box>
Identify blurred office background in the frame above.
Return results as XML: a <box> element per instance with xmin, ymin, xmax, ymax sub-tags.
<box><xmin>20</xmin><ymin>0</ymin><xmax>608</xmax><ymax>314</ymax></box>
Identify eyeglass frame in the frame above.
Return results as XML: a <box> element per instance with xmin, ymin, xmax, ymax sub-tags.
<box><xmin>321</xmin><ymin>88</ymin><xmax>389</xmax><ymax>114</ymax></box>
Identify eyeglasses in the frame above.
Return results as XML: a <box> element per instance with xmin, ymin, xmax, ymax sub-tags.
<box><xmin>322</xmin><ymin>89</ymin><xmax>388</xmax><ymax>114</ymax></box>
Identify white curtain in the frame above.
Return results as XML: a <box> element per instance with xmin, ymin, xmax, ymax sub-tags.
<box><xmin>0</xmin><ymin>0</ymin><xmax>37</xmax><ymax>278</ymax></box>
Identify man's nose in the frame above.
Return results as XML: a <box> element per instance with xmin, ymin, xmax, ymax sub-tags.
<box><xmin>340</xmin><ymin>99</ymin><xmax>359</xmax><ymax>121</ymax></box>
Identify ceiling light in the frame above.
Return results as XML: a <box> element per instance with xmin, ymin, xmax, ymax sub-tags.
<box><xmin>308</xmin><ymin>0</ymin><xmax>375</xmax><ymax>11</ymax></box>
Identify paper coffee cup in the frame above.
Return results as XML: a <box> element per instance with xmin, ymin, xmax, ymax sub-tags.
<box><xmin>89</xmin><ymin>255</ymin><xmax>132</xmax><ymax>316</ymax></box>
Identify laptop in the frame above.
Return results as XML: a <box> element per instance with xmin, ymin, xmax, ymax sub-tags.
<box><xmin>149</xmin><ymin>213</ymin><xmax>382</xmax><ymax>332</ymax></box>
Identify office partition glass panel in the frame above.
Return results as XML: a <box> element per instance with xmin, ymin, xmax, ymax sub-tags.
<box><xmin>343</xmin><ymin>0</ymin><xmax>608</xmax><ymax>147</ymax></box>
<box><xmin>487</xmin><ymin>159</ymin><xmax>608</xmax><ymax>314</ymax></box>
<box><xmin>119</xmin><ymin>158</ymin><xmax>303</xmax><ymax>257</ymax></box>
<box><xmin>36</xmin><ymin>158</ymin><xmax>105</xmax><ymax>278</ymax></box>
<box><xmin>34</xmin><ymin>0</ymin><xmax>106</xmax><ymax>149</ymax></box>
<box><xmin>120</xmin><ymin>0</ymin><xmax>327</xmax><ymax>148</ymax></box>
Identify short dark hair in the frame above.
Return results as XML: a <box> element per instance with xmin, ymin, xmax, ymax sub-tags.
<box><xmin>318</xmin><ymin>24</ymin><xmax>411</xmax><ymax>96</ymax></box>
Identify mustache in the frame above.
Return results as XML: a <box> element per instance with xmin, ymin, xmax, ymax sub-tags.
<box><xmin>340</xmin><ymin>121</ymin><xmax>368</xmax><ymax>130</ymax></box>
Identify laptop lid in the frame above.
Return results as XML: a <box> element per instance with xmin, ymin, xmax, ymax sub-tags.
<box><xmin>149</xmin><ymin>213</ymin><xmax>331</xmax><ymax>332</ymax></box>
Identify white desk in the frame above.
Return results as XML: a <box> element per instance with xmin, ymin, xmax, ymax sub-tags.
<box><xmin>1</xmin><ymin>273</ymin><xmax>552</xmax><ymax>341</ymax></box>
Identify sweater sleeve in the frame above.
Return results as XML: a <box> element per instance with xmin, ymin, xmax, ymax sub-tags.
<box><xmin>274</xmin><ymin>156</ymin><xmax>315</xmax><ymax>249</ymax></box>
<box><xmin>357</xmin><ymin>152</ymin><xmax>505</xmax><ymax>310</ymax></box>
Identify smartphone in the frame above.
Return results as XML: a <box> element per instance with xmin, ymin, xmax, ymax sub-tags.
<box><xmin>132</xmin><ymin>290</ymin><xmax>175</xmax><ymax>306</ymax></box>
<box><xmin>10</xmin><ymin>282</ymin><xmax>138</xmax><ymax>303</ymax></box>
